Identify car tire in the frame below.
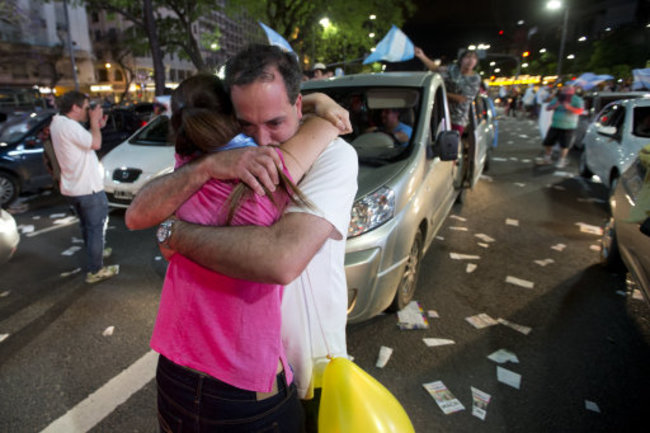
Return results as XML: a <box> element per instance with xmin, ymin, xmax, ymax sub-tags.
<box><xmin>600</xmin><ymin>218</ymin><xmax>625</xmax><ymax>272</ymax></box>
<box><xmin>579</xmin><ymin>152</ymin><xmax>593</xmax><ymax>178</ymax></box>
<box><xmin>0</xmin><ymin>172</ymin><xmax>19</xmax><ymax>208</ymax></box>
<box><xmin>387</xmin><ymin>229</ymin><xmax>423</xmax><ymax>312</ymax></box>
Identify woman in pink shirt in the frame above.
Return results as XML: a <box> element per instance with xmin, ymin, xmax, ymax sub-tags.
<box><xmin>150</xmin><ymin>74</ymin><xmax>345</xmax><ymax>432</ymax></box>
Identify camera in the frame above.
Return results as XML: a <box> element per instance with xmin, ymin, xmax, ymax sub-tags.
<box><xmin>89</xmin><ymin>100</ymin><xmax>98</xmax><ymax>110</ymax></box>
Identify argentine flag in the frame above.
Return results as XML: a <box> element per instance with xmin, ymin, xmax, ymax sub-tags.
<box><xmin>259</xmin><ymin>22</ymin><xmax>293</xmax><ymax>53</ymax></box>
<box><xmin>571</xmin><ymin>72</ymin><xmax>614</xmax><ymax>91</ymax></box>
<box><xmin>363</xmin><ymin>25</ymin><xmax>414</xmax><ymax>65</ymax></box>
<box><xmin>632</xmin><ymin>68</ymin><xmax>650</xmax><ymax>90</ymax></box>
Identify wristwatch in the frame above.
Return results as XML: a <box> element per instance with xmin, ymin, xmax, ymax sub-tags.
<box><xmin>157</xmin><ymin>218</ymin><xmax>176</xmax><ymax>247</ymax></box>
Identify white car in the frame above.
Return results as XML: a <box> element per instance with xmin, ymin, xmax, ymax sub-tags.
<box><xmin>580</xmin><ymin>96</ymin><xmax>650</xmax><ymax>200</ymax></box>
<box><xmin>101</xmin><ymin>114</ymin><xmax>175</xmax><ymax>208</ymax></box>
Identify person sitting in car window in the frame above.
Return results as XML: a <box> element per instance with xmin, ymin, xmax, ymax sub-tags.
<box><xmin>365</xmin><ymin>108</ymin><xmax>412</xmax><ymax>146</ymax></box>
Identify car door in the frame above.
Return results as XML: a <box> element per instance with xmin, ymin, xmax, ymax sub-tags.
<box><xmin>19</xmin><ymin>120</ymin><xmax>53</xmax><ymax>190</ymax></box>
<box><xmin>588</xmin><ymin>103</ymin><xmax>626</xmax><ymax>185</ymax></box>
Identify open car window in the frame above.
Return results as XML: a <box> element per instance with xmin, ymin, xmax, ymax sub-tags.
<box><xmin>632</xmin><ymin>106</ymin><xmax>650</xmax><ymax>138</ymax></box>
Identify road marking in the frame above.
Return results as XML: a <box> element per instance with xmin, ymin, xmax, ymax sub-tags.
<box><xmin>26</xmin><ymin>219</ymin><xmax>79</xmax><ymax>238</ymax></box>
<box><xmin>39</xmin><ymin>350</ymin><xmax>157</xmax><ymax>433</ymax></box>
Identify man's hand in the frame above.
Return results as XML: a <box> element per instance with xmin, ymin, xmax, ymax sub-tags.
<box><xmin>201</xmin><ymin>146</ymin><xmax>283</xmax><ymax>196</ymax></box>
<box><xmin>89</xmin><ymin>105</ymin><xmax>105</xmax><ymax>129</ymax></box>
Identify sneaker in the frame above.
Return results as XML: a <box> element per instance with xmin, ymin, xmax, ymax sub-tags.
<box><xmin>86</xmin><ymin>264</ymin><xmax>120</xmax><ymax>284</ymax></box>
<box><xmin>536</xmin><ymin>154</ymin><xmax>552</xmax><ymax>165</ymax></box>
<box><xmin>103</xmin><ymin>247</ymin><xmax>112</xmax><ymax>259</ymax></box>
<box><xmin>555</xmin><ymin>158</ymin><xmax>568</xmax><ymax>168</ymax></box>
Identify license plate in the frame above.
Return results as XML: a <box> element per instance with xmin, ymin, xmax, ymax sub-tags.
<box><xmin>113</xmin><ymin>190</ymin><xmax>134</xmax><ymax>200</ymax></box>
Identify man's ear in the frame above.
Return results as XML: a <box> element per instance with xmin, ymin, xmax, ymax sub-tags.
<box><xmin>295</xmin><ymin>93</ymin><xmax>303</xmax><ymax>120</ymax></box>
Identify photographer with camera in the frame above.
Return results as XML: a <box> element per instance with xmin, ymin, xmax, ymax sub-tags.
<box><xmin>537</xmin><ymin>85</ymin><xmax>584</xmax><ymax>168</ymax></box>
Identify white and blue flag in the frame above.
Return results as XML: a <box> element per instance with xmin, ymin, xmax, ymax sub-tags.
<box><xmin>571</xmin><ymin>72</ymin><xmax>614</xmax><ymax>91</ymax></box>
<box><xmin>259</xmin><ymin>22</ymin><xmax>293</xmax><ymax>53</ymax></box>
<box><xmin>363</xmin><ymin>25</ymin><xmax>414</xmax><ymax>65</ymax></box>
<box><xmin>632</xmin><ymin>68</ymin><xmax>650</xmax><ymax>90</ymax></box>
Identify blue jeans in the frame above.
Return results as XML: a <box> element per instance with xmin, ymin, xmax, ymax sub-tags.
<box><xmin>66</xmin><ymin>191</ymin><xmax>108</xmax><ymax>273</ymax></box>
<box><xmin>156</xmin><ymin>356</ymin><xmax>304</xmax><ymax>433</ymax></box>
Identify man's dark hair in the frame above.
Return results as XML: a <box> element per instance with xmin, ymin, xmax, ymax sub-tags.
<box><xmin>59</xmin><ymin>91</ymin><xmax>88</xmax><ymax>115</ymax></box>
<box><xmin>224</xmin><ymin>44</ymin><xmax>301</xmax><ymax>104</ymax></box>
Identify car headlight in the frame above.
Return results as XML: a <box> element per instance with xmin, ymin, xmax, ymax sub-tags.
<box><xmin>348</xmin><ymin>186</ymin><xmax>395</xmax><ymax>238</ymax></box>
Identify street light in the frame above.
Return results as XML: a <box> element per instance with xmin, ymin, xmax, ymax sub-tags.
<box><xmin>546</xmin><ymin>0</ymin><xmax>569</xmax><ymax>77</ymax></box>
<box><xmin>319</xmin><ymin>17</ymin><xmax>331</xmax><ymax>29</ymax></box>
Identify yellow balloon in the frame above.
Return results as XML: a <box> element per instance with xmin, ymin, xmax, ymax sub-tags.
<box><xmin>318</xmin><ymin>357</ymin><xmax>416</xmax><ymax>433</ymax></box>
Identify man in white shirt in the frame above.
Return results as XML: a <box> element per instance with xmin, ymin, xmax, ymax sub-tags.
<box><xmin>49</xmin><ymin>91</ymin><xmax>119</xmax><ymax>283</ymax></box>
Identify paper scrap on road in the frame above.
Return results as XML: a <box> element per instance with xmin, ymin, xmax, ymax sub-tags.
<box><xmin>32</xmin><ymin>215</ymin><xmax>41</xmax><ymax>220</ymax></box>
<box><xmin>551</xmin><ymin>243</ymin><xmax>566</xmax><ymax>251</ymax></box>
<box><xmin>506</xmin><ymin>275</ymin><xmax>534</xmax><ymax>289</ymax></box>
<box><xmin>633</xmin><ymin>289</ymin><xmax>644</xmax><ymax>301</ymax></box>
<box><xmin>435</xmin><ymin>236</ymin><xmax>444</xmax><ymax>241</ymax></box>
<box><xmin>49</xmin><ymin>213</ymin><xmax>66</xmax><ymax>219</ymax></box>
<box><xmin>72</xmin><ymin>237</ymin><xmax>84</xmax><ymax>244</ymax></box>
<box><xmin>493</xmin><ymin>157</ymin><xmax>508</xmax><ymax>162</ymax></box>
<box><xmin>465</xmin><ymin>313</ymin><xmax>498</xmax><ymax>329</ymax></box>
<box><xmin>466</xmin><ymin>263</ymin><xmax>477</xmax><ymax>273</ymax></box>
<box><xmin>577</xmin><ymin>197</ymin><xmax>606</xmax><ymax>204</ymax></box>
<box><xmin>0</xmin><ymin>333</ymin><xmax>9</xmax><ymax>343</ymax></box>
<box><xmin>487</xmin><ymin>349</ymin><xmax>519</xmax><ymax>364</ymax></box>
<box><xmin>505</xmin><ymin>218</ymin><xmax>519</xmax><ymax>226</ymax></box>
<box><xmin>61</xmin><ymin>246</ymin><xmax>82</xmax><ymax>256</ymax></box>
<box><xmin>428</xmin><ymin>310</ymin><xmax>439</xmax><ymax>318</ymax></box>
<box><xmin>585</xmin><ymin>400</ymin><xmax>601</xmax><ymax>413</ymax></box>
<box><xmin>521</xmin><ymin>159</ymin><xmax>531</xmax><ymax>163</ymax></box>
<box><xmin>480</xmin><ymin>174</ymin><xmax>494</xmax><ymax>182</ymax></box>
<box><xmin>514</xmin><ymin>182</ymin><xmax>526</xmax><ymax>187</ymax></box>
<box><xmin>450</xmin><ymin>252</ymin><xmax>481</xmax><ymax>260</ymax></box>
<box><xmin>397</xmin><ymin>301</ymin><xmax>429</xmax><ymax>330</ymax></box>
<box><xmin>54</xmin><ymin>216</ymin><xmax>78</xmax><ymax>225</ymax></box>
<box><xmin>477</xmin><ymin>242</ymin><xmax>489</xmax><ymax>248</ymax></box>
<box><xmin>497</xmin><ymin>366</ymin><xmax>521</xmax><ymax>389</ymax></box>
<box><xmin>471</xmin><ymin>387</ymin><xmax>492</xmax><ymax>420</ymax></box>
<box><xmin>375</xmin><ymin>346</ymin><xmax>393</xmax><ymax>368</ymax></box>
<box><xmin>18</xmin><ymin>224</ymin><xmax>34</xmax><ymax>234</ymax></box>
<box><xmin>423</xmin><ymin>338</ymin><xmax>455</xmax><ymax>347</ymax></box>
<box><xmin>102</xmin><ymin>326</ymin><xmax>115</xmax><ymax>337</ymax></box>
<box><xmin>554</xmin><ymin>171</ymin><xmax>573</xmax><ymax>178</ymax></box>
<box><xmin>475</xmin><ymin>233</ymin><xmax>495</xmax><ymax>243</ymax></box>
<box><xmin>60</xmin><ymin>268</ymin><xmax>82</xmax><ymax>277</ymax></box>
<box><xmin>509</xmin><ymin>157</ymin><xmax>519</xmax><ymax>161</ymax></box>
<box><xmin>534</xmin><ymin>258</ymin><xmax>555</xmax><ymax>267</ymax></box>
<box><xmin>552</xmin><ymin>185</ymin><xmax>567</xmax><ymax>191</ymax></box>
<box><xmin>498</xmin><ymin>318</ymin><xmax>532</xmax><ymax>335</ymax></box>
<box><xmin>575</xmin><ymin>222</ymin><xmax>604</xmax><ymax>235</ymax></box>
<box><xmin>450</xmin><ymin>215</ymin><xmax>467</xmax><ymax>222</ymax></box>
<box><xmin>422</xmin><ymin>381</ymin><xmax>465</xmax><ymax>414</ymax></box>
<box><xmin>155</xmin><ymin>256</ymin><xmax>163</xmax><ymax>261</ymax></box>
<box><xmin>0</xmin><ymin>291</ymin><xmax>10</xmax><ymax>298</ymax></box>
<box><xmin>616</xmin><ymin>290</ymin><xmax>626</xmax><ymax>297</ymax></box>
<box><xmin>590</xmin><ymin>244</ymin><xmax>601</xmax><ymax>252</ymax></box>
<box><xmin>449</xmin><ymin>226</ymin><xmax>469</xmax><ymax>231</ymax></box>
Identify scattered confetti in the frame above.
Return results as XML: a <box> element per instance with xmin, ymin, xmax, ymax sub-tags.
<box><xmin>450</xmin><ymin>252</ymin><xmax>481</xmax><ymax>260</ymax></box>
<box><xmin>632</xmin><ymin>289</ymin><xmax>644</xmax><ymax>301</ymax></box>
<box><xmin>466</xmin><ymin>263</ymin><xmax>477</xmax><ymax>273</ymax></box>
<box><xmin>49</xmin><ymin>213</ymin><xmax>66</xmax><ymax>219</ymax></box>
<box><xmin>449</xmin><ymin>226</ymin><xmax>469</xmax><ymax>231</ymax></box>
<box><xmin>534</xmin><ymin>258</ymin><xmax>555</xmax><ymax>267</ymax></box>
<box><xmin>17</xmin><ymin>225</ymin><xmax>34</xmax><ymax>234</ymax></box>
<box><xmin>492</xmin><ymin>157</ymin><xmax>508</xmax><ymax>162</ymax></box>
<box><xmin>505</xmin><ymin>218</ymin><xmax>519</xmax><ymax>226</ymax></box>
<box><xmin>551</xmin><ymin>243</ymin><xmax>566</xmax><ymax>251</ymax></box>
<box><xmin>590</xmin><ymin>244</ymin><xmax>601</xmax><ymax>252</ymax></box>
<box><xmin>60</xmin><ymin>268</ymin><xmax>82</xmax><ymax>277</ymax></box>
<box><xmin>422</xmin><ymin>381</ymin><xmax>465</xmax><ymax>414</ymax></box>
<box><xmin>575</xmin><ymin>222</ymin><xmax>604</xmax><ymax>235</ymax></box>
<box><xmin>102</xmin><ymin>326</ymin><xmax>115</xmax><ymax>337</ymax></box>
<box><xmin>0</xmin><ymin>333</ymin><xmax>9</xmax><ymax>343</ymax></box>
<box><xmin>506</xmin><ymin>276</ymin><xmax>534</xmax><ymax>289</ymax></box>
<box><xmin>465</xmin><ymin>313</ymin><xmax>498</xmax><ymax>329</ymax></box>
<box><xmin>475</xmin><ymin>233</ymin><xmax>495</xmax><ymax>243</ymax></box>
<box><xmin>585</xmin><ymin>400</ymin><xmax>601</xmax><ymax>413</ymax></box>
<box><xmin>497</xmin><ymin>366</ymin><xmax>521</xmax><ymax>389</ymax></box>
<box><xmin>514</xmin><ymin>182</ymin><xmax>526</xmax><ymax>187</ymax></box>
<box><xmin>480</xmin><ymin>174</ymin><xmax>494</xmax><ymax>182</ymax></box>
<box><xmin>552</xmin><ymin>185</ymin><xmax>567</xmax><ymax>191</ymax></box>
<box><xmin>375</xmin><ymin>346</ymin><xmax>393</xmax><ymax>368</ymax></box>
<box><xmin>397</xmin><ymin>301</ymin><xmax>429</xmax><ymax>330</ymax></box>
<box><xmin>427</xmin><ymin>310</ymin><xmax>439</xmax><ymax>318</ymax></box>
<box><xmin>61</xmin><ymin>246</ymin><xmax>82</xmax><ymax>256</ymax></box>
<box><xmin>477</xmin><ymin>242</ymin><xmax>489</xmax><ymax>248</ymax></box>
<box><xmin>487</xmin><ymin>349</ymin><xmax>519</xmax><ymax>364</ymax></box>
<box><xmin>471</xmin><ymin>387</ymin><xmax>492</xmax><ymax>420</ymax></box>
<box><xmin>423</xmin><ymin>338</ymin><xmax>455</xmax><ymax>347</ymax></box>
<box><xmin>450</xmin><ymin>215</ymin><xmax>467</xmax><ymax>222</ymax></box>
<box><xmin>0</xmin><ymin>291</ymin><xmax>10</xmax><ymax>298</ymax></box>
<box><xmin>435</xmin><ymin>236</ymin><xmax>445</xmax><ymax>241</ymax></box>
<box><xmin>498</xmin><ymin>318</ymin><xmax>532</xmax><ymax>335</ymax></box>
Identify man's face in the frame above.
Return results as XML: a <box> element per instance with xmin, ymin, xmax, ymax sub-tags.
<box><xmin>74</xmin><ymin>99</ymin><xmax>90</xmax><ymax>123</ymax></box>
<box><xmin>460</xmin><ymin>54</ymin><xmax>478</xmax><ymax>71</ymax></box>
<box><xmin>381</xmin><ymin>109</ymin><xmax>399</xmax><ymax>128</ymax></box>
<box><xmin>230</xmin><ymin>69</ymin><xmax>302</xmax><ymax>146</ymax></box>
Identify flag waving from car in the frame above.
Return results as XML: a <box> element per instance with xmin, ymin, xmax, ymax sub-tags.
<box><xmin>632</xmin><ymin>68</ymin><xmax>650</xmax><ymax>90</ymax></box>
<box><xmin>259</xmin><ymin>22</ymin><xmax>293</xmax><ymax>53</ymax></box>
<box><xmin>363</xmin><ymin>25</ymin><xmax>414</xmax><ymax>65</ymax></box>
<box><xmin>571</xmin><ymin>72</ymin><xmax>614</xmax><ymax>91</ymax></box>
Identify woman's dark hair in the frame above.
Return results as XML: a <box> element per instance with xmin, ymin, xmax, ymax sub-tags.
<box><xmin>170</xmin><ymin>74</ymin><xmax>310</xmax><ymax>224</ymax></box>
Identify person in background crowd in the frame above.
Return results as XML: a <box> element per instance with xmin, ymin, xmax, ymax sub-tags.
<box><xmin>311</xmin><ymin>62</ymin><xmax>327</xmax><ymax>80</ymax></box>
<box><xmin>365</xmin><ymin>108</ymin><xmax>412</xmax><ymax>146</ymax></box>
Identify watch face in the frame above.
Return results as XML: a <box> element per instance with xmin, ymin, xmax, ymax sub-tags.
<box><xmin>157</xmin><ymin>223</ymin><xmax>168</xmax><ymax>243</ymax></box>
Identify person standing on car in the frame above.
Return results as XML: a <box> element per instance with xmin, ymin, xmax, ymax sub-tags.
<box><xmin>414</xmin><ymin>47</ymin><xmax>481</xmax><ymax>136</ymax></box>
<box><xmin>537</xmin><ymin>85</ymin><xmax>584</xmax><ymax>168</ymax></box>
<box><xmin>50</xmin><ymin>91</ymin><xmax>119</xmax><ymax>284</ymax></box>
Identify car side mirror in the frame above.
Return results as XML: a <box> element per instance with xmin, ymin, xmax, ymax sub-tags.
<box><xmin>596</xmin><ymin>124</ymin><xmax>617</xmax><ymax>137</ymax></box>
<box><xmin>429</xmin><ymin>130</ymin><xmax>459</xmax><ymax>161</ymax></box>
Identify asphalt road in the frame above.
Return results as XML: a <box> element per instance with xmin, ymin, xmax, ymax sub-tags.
<box><xmin>1</xmin><ymin>114</ymin><xmax>649</xmax><ymax>432</ymax></box>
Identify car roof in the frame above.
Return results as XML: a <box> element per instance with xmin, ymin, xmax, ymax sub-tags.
<box><xmin>301</xmin><ymin>72</ymin><xmax>435</xmax><ymax>90</ymax></box>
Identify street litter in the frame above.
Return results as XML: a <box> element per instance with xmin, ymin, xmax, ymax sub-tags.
<box><xmin>102</xmin><ymin>326</ymin><xmax>115</xmax><ymax>337</ymax></box>
<box><xmin>498</xmin><ymin>318</ymin><xmax>532</xmax><ymax>335</ymax></box>
<box><xmin>155</xmin><ymin>256</ymin><xmax>163</xmax><ymax>261</ymax></box>
<box><xmin>585</xmin><ymin>400</ymin><xmax>601</xmax><ymax>413</ymax></box>
<box><xmin>577</xmin><ymin>197</ymin><xmax>606</xmax><ymax>204</ymax></box>
<box><xmin>465</xmin><ymin>313</ymin><xmax>498</xmax><ymax>329</ymax></box>
<box><xmin>497</xmin><ymin>366</ymin><xmax>521</xmax><ymax>389</ymax></box>
<box><xmin>506</xmin><ymin>275</ymin><xmax>534</xmax><ymax>289</ymax></box>
<box><xmin>17</xmin><ymin>224</ymin><xmax>34</xmax><ymax>234</ymax></box>
<box><xmin>450</xmin><ymin>252</ymin><xmax>481</xmax><ymax>260</ymax></box>
<box><xmin>534</xmin><ymin>258</ymin><xmax>555</xmax><ymax>267</ymax></box>
<box><xmin>435</xmin><ymin>236</ymin><xmax>444</xmax><ymax>241</ymax></box>
<box><xmin>0</xmin><ymin>291</ymin><xmax>9</xmax><ymax>298</ymax></box>
<box><xmin>471</xmin><ymin>387</ymin><xmax>492</xmax><ymax>420</ymax></box>
<box><xmin>590</xmin><ymin>244</ymin><xmax>601</xmax><ymax>252</ymax></box>
<box><xmin>554</xmin><ymin>171</ymin><xmax>573</xmax><ymax>178</ymax></box>
<box><xmin>71</xmin><ymin>237</ymin><xmax>84</xmax><ymax>244</ymax></box>
<box><xmin>575</xmin><ymin>222</ymin><xmax>604</xmax><ymax>235</ymax></box>
<box><xmin>632</xmin><ymin>289</ymin><xmax>644</xmax><ymax>301</ymax></box>
<box><xmin>49</xmin><ymin>213</ymin><xmax>66</xmax><ymax>219</ymax></box>
<box><xmin>521</xmin><ymin>159</ymin><xmax>531</xmax><ymax>163</ymax></box>
<box><xmin>32</xmin><ymin>216</ymin><xmax>40</xmax><ymax>220</ymax></box>
<box><xmin>615</xmin><ymin>290</ymin><xmax>626</xmax><ymax>297</ymax></box>
<box><xmin>514</xmin><ymin>182</ymin><xmax>526</xmax><ymax>187</ymax></box>
<box><xmin>480</xmin><ymin>174</ymin><xmax>493</xmax><ymax>182</ymax></box>
<box><xmin>428</xmin><ymin>310</ymin><xmax>439</xmax><ymax>318</ymax></box>
<box><xmin>509</xmin><ymin>157</ymin><xmax>518</xmax><ymax>161</ymax></box>
<box><xmin>61</xmin><ymin>246</ymin><xmax>82</xmax><ymax>256</ymax></box>
<box><xmin>375</xmin><ymin>346</ymin><xmax>393</xmax><ymax>368</ymax></box>
<box><xmin>466</xmin><ymin>263</ymin><xmax>477</xmax><ymax>273</ymax></box>
<box><xmin>60</xmin><ymin>268</ymin><xmax>82</xmax><ymax>277</ymax></box>
<box><xmin>397</xmin><ymin>301</ymin><xmax>429</xmax><ymax>330</ymax></box>
<box><xmin>422</xmin><ymin>381</ymin><xmax>465</xmax><ymax>414</ymax></box>
<box><xmin>552</xmin><ymin>185</ymin><xmax>567</xmax><ymax>191</ymax></box>
<box><xmin>518</xmin><ymin>134</ymin><xmax>529</xmax><ymax>139</ymax></box>
<box><xmin>487</xmin><ymin>349</ymin><xmax>519</xmax><ymax>364</ymax></box>
<box><xmin>449</xmin><ymin>226</ymin><xmax>468</xmax><ymax>231</ymax></box>
<box><xmin>423</xmin><ymin>338</ymin><xmax>455</xmax><ymax>347</ymax></box>
<box><xmin>477</xmin><ymin>242</ymin><xmax>489</xmax><ymax>248</ymax></box>
<box><xmin>551</xmin><ymin>243</ymin><xmax>566</xmax><ymax>251</ymax></box>
<box><xmin>492</xmin><ymin>157</ymin><xmax>508</xmax><ymax>162</ymax></box>
<box><xmin>475</xmin><ymin>233</ymin><xmax>495</xmax><ymax>243</ymax></box>
<box><xmin>54</xmin><ymin>216</ymin><xmax>77</xmax><ymax>225</ymax></box>
<box><xmin>450</xmin><ymin>215</ymin><xmax>467</xmax><ymax>222</ymax></box>
<box><xmin>0</xmin><ymin>333</ymin><xmax>9</xmax><ymax>343</ymax></box>
<box><xmin>505</xmin><ymin>218</ymin><xmax>519</xmax><ymax>226</ymax></box>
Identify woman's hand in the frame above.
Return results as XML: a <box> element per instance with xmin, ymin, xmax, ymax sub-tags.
<box><xmin>302</xmin><ymin>93</ymin><xmax>352</xmax><ymax>134</ymax></box>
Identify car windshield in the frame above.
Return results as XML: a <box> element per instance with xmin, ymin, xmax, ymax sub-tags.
<box><xmin>128</xmin><ymin>115</ymin><xmax>172</xmax><ymax>146</ymax></box>
<box><xmin>0</xmin><ymin>111</ymin><xmax>52</xmax><ymax>145</ymax></box>
<box><xmin>302</xmin><ymin>86</ymin><xmax>420</xmax><ymax>166</ymax></box>
<box><xmin>632</xmin><ymin>106</ymin><xmax>650</xmax><ymax>138</ymax></box>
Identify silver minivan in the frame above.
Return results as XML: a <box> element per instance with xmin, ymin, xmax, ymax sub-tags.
<box><xmin>303</xmin><ymin>72</ymin><xmax>490</xmax><ymax>322</ymax></box>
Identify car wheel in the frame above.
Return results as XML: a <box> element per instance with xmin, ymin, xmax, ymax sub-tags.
<box><xmin>600</xmin><ymin>218</ymin><xmax>625</xmax><ymax>272</ymax></box>
<box><xmin>387</xmin><ymin>230</ymin><xmax>423</xmax><ymax>312</ymax></box>
<box><xmin>0</xmin><ymin>172</ymin><xmax>19</xmax><ymax>207</ymax></box>
<box><xmin>579</xmin><ymin>152</ymin><xmax>592</xmax><ymax>178</ymax></box>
